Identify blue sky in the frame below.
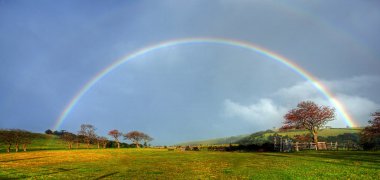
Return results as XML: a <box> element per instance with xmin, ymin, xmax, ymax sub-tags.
<box><xmin>1</xmin><ymin>0</ymin><xmax>379</xmax><ymax>145</ymax></box>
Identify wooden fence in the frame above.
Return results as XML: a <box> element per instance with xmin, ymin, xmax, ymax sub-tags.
<box><xmin>274</xmin><ymin>138</ymin><xmax>360</xmax><ymax>152</ymax></box>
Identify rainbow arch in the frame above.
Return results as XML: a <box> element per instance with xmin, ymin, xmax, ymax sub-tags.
<box><xmin>53</xmin><ymin>37</ymin><xmax>357</xmax><ymax>130</ymax></box>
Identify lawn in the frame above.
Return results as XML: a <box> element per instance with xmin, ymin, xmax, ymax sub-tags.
<box><xmin>1</xmin><ymin>149</ymin><xmax>379</xmax><ymax>179</ymax></box>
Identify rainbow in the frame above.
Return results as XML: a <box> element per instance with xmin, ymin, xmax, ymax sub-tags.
<box><xmin>53</xmin><ymin>37</ymin><xmax>356</xmax><ymax>130</ymax></box>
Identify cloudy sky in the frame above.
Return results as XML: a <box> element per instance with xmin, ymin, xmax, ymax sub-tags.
<box><xmin>1</xmin><ymin>0</ymin><xmax>379</xmax><ymax>145</ymax></box>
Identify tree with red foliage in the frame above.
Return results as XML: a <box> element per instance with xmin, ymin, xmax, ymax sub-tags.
<box><xmin>108</xmin><ymin>129</ymin><xmax>122</xmax><ymax>148</ymax></box>
<box><xmin>281</xmin><ymin>101</ymin><xmax>335</xmax><ymax>147</ymax></box>
<box><xmin>360</xmin><ymin>111</ymin><xmax>380</xmax><ymax>150</ymax></box>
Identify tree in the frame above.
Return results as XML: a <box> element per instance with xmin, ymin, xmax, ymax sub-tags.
<box><xmin>281</xmin><ymin>101</ymin><xmax>335</xmax><ymax>148</ymax></box>
<box><xmin>61</xmin><ymin>132</ymin><xmax>76</xmax><ymax>149</ymax></box>
<box><xmin>98</xmin><ymin>137</ymin><xmax>108</xmax><ymax>149</ymax></box>
<box><xmin>45</xmin><ymin>129</ymin><xmax>53</xmax><ymax>134</ymax></box>
<box><xmin>124</xmin><ymin>131</ymin><xmax>144</xmax><ymax>148</ymax></box>
<box><xmin>141</xmin><ymin>133</ymin><xmax>153</xmax><ymax>148</ymax></box>
<box><xmin>18</xmin><ymin>130</ymin><xmax>34</xmax><ymax>152</ymax></box>
<box><xmin>108</xmin><ymin>129</ymin><xmax>122</xmax><ymax>148</ymax></box>
<box><xmin>0</xmin><ymin>130</ymin><xmax>14</xmax><ymax>153</ymax></box>
<box><xmin>360</xmin><ymin>111</ymin><xmax>380</xmax><ymax>150</ymax></box>
<box><xmin>78</xmin><ymin>124</ymin><xmax>96</xmax><ymax>148</ymax></box>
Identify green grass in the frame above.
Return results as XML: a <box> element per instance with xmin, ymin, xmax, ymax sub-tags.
<box><xmin>0</xmin><ymin>149</ymin><xmax>379</xmax><ymax>179</ymax></box>
<box><xmin>0</xmin><ymin>134</ymin><xmax>98</xmax><ymax>152</ymax></box>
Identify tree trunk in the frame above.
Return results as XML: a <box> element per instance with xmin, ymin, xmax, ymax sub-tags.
<box><xmin>7</xmin><ymin>144</ymin><xmax>11</xmax><ymax>153</ymax></box>
<box><xmin>87</xmin><ymin>142</ymin><xmax>90</xmax><ymax>149</ymax></box>
<box><xmin>76</xmin><ymin>142</ymin><xmax>80</xmax><ymax>149</ymax></box>
<box><xmin>312</xmin><ymin>131</ymin><xmax>318</xmax><ymax>150</ymax></box>
<box><xmin>97</xmin><ymin>142</ymin><xmax>100</xmax><ymax>149</ymax></box>
<box><xmin>117</xmin><ymin>142</ymin><xmax>120</xmax><ymax>149</ymax></box>
<box><xmin>135</xmin><ymin>142</ymin><xmax>140</xmax><ymax>148</ymax></box>
<box><xmin>15</xmin><ymin>143</ymin><xmax>19</xmax><ymax>152</ymax></box>
<box><xmin>23</xmin><ymin>144</ymin><xmax>27</xmax><ymax>151</ymax></box>
<box><xmin>103</xmin><ymin>143</ymin><xmax>106</xmax><ymax>149</ymax></box>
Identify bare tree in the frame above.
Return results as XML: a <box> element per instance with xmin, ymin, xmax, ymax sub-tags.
<box><xmin>142</xmin><ymin>133</ymin><xmax>153</xmax><ymax>148</ymax></box>
<box><xmin>124</xmin><ymin>131</ymin><xmax>144</xmax><ymax>148</ymax></box>
<box><xmin>108</xmin><ymin>129</ymin><xmax>122</xmax><ymax>148</ymax></box>
<box><xmin>78</xmin><ymin>124</ymin><xmax>96</xmax><ymax>148</ymax></box>
<box><xmin>281</xmin><ymin>101</ymin><xmax>335</xmax><ymax>148</ymax></box>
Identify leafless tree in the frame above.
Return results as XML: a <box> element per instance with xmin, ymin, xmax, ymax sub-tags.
<box><xmin>78</xmin><ymin>124</ymin><xmax>96</xmax><ymax>148</ymax></box>
<box><xmin>108</xmin><ymin>129</ymin><xmax>122</xmax><ymax>148</ymax></box>
<box><xmin>281</xmin><ymin>101</ymin><xmax>335</xmax><ymax>148</ymax></box>
<box><xmin>142</xmin><ymin>133</ymin><xmax>153</xmax><ymax>147</ymax></box>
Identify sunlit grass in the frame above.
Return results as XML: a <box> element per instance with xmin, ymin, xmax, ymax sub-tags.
<box><xmin>1</xmin><ymin>149</ymin><xmax>379</xmax><ymax>179</ymax></box>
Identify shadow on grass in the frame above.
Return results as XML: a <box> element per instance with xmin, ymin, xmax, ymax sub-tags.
<box><xmin>0</xmin><ymin>156</ymin><xmax>52</xmax><ymax>163</ymax></box>
<box><xmin>259</xmin><ymin>154</ymin><xmax>288</xmax><ymax>158</ymax></box>
<box><xmin>42</xmin><ymin>168</ymin><xmax>78</xmax><ymax>176</ymax></box>
<box><xmin>94</xmin><ymin>172</ymin><xmax>119</xmax><ymax>180</ymax></box>
<box><xmin>287</xmin><ymin>151</ymin><xmax>380</xmax><ymax>170</ymax></box>
<box><xmin>291</xmin><ymin>151</ymin><xmax>380</xmax><ymax>164</ymax></box>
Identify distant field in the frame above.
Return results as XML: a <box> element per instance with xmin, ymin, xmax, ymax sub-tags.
<box><xmin>1</xmin><ymin>149</ymin><xmax>379</xmax><ymax>179</ymax></box>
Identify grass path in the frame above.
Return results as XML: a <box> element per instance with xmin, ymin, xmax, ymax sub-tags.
<box><xmin>1</xmin><ymin>149</ymin><xmax>379</xmax><ymax>179</ymax></box>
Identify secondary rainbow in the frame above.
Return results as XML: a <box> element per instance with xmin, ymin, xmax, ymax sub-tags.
<box><xmin>53</xmin><ymin>37</ymin><xmax>356</xmax><ymax>130</ymax></box>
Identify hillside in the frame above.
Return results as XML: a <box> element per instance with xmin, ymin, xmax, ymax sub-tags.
<box><xmin>178</xmin><ymin>128</ymin><xmax>363</xmax><ymax>146</ymax></box>
<box><xmin>0</xmin><ymin>133</ymin><xmax>98</xmax><ymax>153</ymax></box>
<box><xmin>176</xmin><ymin>134</ymin><xmax>249</xmax><ymax>146</ymax></box>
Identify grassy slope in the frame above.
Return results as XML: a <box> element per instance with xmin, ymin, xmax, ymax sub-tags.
<box><xmin>177</xmin><ymin>134</ymin><xmax>249</xmax><ymax>146</ymax></box>
<box><xmin>0</xmin><ymin>149</ymin><xmax>379</xmax><ymax>179</ymax></box>
<box><xmin>179</xmin><ymin>128</ymin><xmax>363</xmax><ymax>146</ymax></box>
<box><xmin>0</xmin><ymin>134</ymin><xmax>97</xmax><ymax>153</ymax></box>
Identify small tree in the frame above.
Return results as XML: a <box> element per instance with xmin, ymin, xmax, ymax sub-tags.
<box><xmin>19</xmin><ymin>130</ymin><xmax>34</xmax><ymax>152</ymax></box>
<box><xmin>141</xmin><ymin>133</ymin><xmax>153</xmax><ymax>148</ymax></box>
<box><xmin>360</xmin><ymin>111</ymin><xmax>380</xmax><ymax>150</ymax></box>
<box><xmin>124</xmin><ymin>131</ymin><xmax>144</xmax><ymax>148</ymax></box>
<box><xmin>45</xmin><ymin>129</ymin><xmax>53</xmax><ymax>134</ymax></box>
<box><xmin>78</xmin><ymin>124</ymin><xmax>96</xmax><ymax>148</ymax></box>
<box><xmin>0</xmin><ymin>130</ymin><xmax>14</xmax><ymax>153</ymax></box>
<box><xmin>61</xmin><ymin>132</ymin><xmax>76</xmax><ymax>149</ymax></box>
<box><xmin>98</xmin><ymin>137</ymin><xmax>108</xmax><ymax>149</ymax></box>
<box><xmin>108</xmin><ymin>129</ymin><xmax>122</xmax><ymax>148</ymax></box>
<box><xmin>281</xmin><ymin>101</ymin><xmax>335</xmax><ymax>149</ymax></box>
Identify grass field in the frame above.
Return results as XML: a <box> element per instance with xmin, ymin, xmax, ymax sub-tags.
<box><xmin>1</xmin><ymin>149</ymin><xmax>379</xmax><ymax>179</ymax></box>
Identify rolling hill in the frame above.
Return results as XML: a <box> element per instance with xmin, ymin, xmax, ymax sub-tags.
<box><xmin>177</xmin><ymin>127</ymin><xmax>363</xmax><ymax>146</ymax></box>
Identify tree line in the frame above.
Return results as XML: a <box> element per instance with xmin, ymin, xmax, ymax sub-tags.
<box><xmin>0</xmin><ymin>129</ymin><xmax>38</xmax><ymax>152</ymax></box>
<box><xmin>48</xmin><ymin>124</ymin><xmax>154</xmax><ymax>150</ymax></box>
<box><xmin>0</xmin><ymin>124</ymin><xmax>153</xmax><ymax>152</ymax></box>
